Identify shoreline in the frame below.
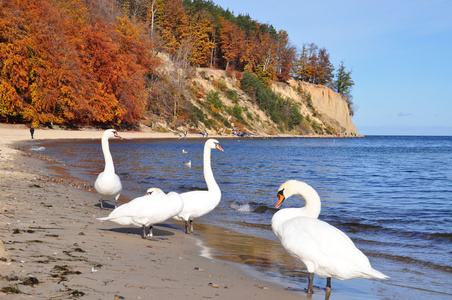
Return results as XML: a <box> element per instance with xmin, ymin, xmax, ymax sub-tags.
<box><xmin>0</xmin><ymin>124</ymin><xmax>308</xmax><ymax>299</ymax></box>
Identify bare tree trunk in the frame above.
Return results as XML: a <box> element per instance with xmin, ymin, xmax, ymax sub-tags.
<box><xmin>150</xmin><ymin>0</ymin><xmax>156</xmax><ymax>31</ymax></box>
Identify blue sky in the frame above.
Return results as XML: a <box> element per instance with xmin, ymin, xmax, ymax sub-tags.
<box><xmin>212</xmin><ymin>0</ymin><xmax>452</xmax><ymax>135</ymax></box>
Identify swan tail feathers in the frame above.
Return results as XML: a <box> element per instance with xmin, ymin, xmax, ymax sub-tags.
<box><xmin>97</xmin><ymin>217</ymin><xmax>110</xmax><ymax>221</ymax></box>
<box><xmin>363</xmin><ymin>268</ymin><xmax>389</xmax><ymax>280</ymax></box>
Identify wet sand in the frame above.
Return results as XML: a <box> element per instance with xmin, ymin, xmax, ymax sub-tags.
<box><xmin>0</xmin><ymin>124</ymin><xmax>307</xmax><ymax>299</ymax></box>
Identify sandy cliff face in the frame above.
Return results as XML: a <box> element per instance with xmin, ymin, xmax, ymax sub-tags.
<box><xmin>297</xmin><ymin>80</ymin><xmax>357</xmax><ymax>134</ymax></box>
<box><xmin>190</xmin><ymin>68</ymin><xmax>358</xmax><ymax>136</ymax></box>
<box><xmin>274</xmin><ymin>79</ymin><xmax>358</xmax><ymax>135</ymax></box>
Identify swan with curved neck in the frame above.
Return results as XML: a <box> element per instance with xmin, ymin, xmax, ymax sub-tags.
<box><xmin>94</xmin><ymin>129</ymin><xmax>122</xmax><ymax>209</ymax></box>
<box><xmin>272</xmin><ymin>180</ymin><xmax>388</xmax><ymax>295</ymax></box>
<box><xmin>174</xmin><ymin>139</ymin><xmax>224</xmax><ymax>234</ymax></box>
<box><xmin>98</xmin><ymin>188</ymin><xmax>183</xmax><ymax>239</ymax></box>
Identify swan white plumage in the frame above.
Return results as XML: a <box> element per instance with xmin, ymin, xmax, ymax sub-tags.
<box><xmin>98</xmin><ymin>188</ymin><xmax>183</xmax><ymax>239</ymax></box>
<box><xmin>272</xmin><ymin>180</ymin><xmax>388</xmax><ymax>294</ymax></box>
<box><xmin>94</xmin><ymin>129</ymin><xmax>122</xmax><ymax>209</ymax></box>
<box><xmin>174</xmin><ymin>139</ymin><xmax>224</xmax><ymax>234</ymax></box>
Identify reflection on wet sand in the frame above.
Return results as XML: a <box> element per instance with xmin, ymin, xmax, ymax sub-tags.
<box><xmin>191</xmin><ymin>221</ymin><xmax>333</xmax><ymax>299</ymax></box>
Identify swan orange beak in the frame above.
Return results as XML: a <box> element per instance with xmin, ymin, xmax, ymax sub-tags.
<box><xmin>275</xmin><ymin>192</ymin><xmax>285</xmax><ymax>208</ymax></box>
<box><xmin>114</xmin><ymin>132</ymin><xmax>122</xmax><ymax>139</ymax></box>
<box><xmin>216</xmin><ymin>144</ymin><xmax>224</xmax><ymax>152</ymax></box>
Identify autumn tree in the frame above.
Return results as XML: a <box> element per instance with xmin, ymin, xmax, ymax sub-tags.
<box><xmin>154</xmin><ymin>0</ymin><xmax>190</xmax><ymax>57</ymax></box>
<box><xmin>275</xmin><ymin>30</ymin><xmax>296</xmax><ymax>82</ymax></box>
<box><xmin>293</xmin><ymin>44</ymin><xmax>309</xmax><ymax>82</ymax></box>
<box><xmin>189</xmin><ymin>12</ymin><xmax>214</xmax><ymax>67</ymax></box>
<box><xmin>0</xmin><ymin>0</ymin><xmax>159</xmax><ymax>126</ymax></box>
<box><xmin>219</xmin><ymin>16</ymin><xmax>245</xmax><ymax>70</ymax></box>
<box><xmin>242</xmin><ymin>31</ymin><xmax>261</xmax><ymax>72</ymax></box>
<box><xmin>316</xmin><ymin>48</ymin><xmax>334</xmax><ymax>85</ymax></box>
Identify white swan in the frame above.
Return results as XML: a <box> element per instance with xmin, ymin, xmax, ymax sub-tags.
<box><xmin>272</xmin><ymin>180</ymin><xmax>388</xmax><ymax>294</ymax></box>
<box><xmin>94</xmin><ymin>129</ymin><xmax>122</xmax><ymax>209</ymax></box>
<box><xmin>174</xmin><ymin>139</ymin><xmax>224</xmax><ymax>234</ymax></box>
<box><xmin>98</xmin><ymin>188</ymin><xmax>183</xmax><ymax>239</ymax></box>
<box><xmin>184</xmin><ymin>160</ymin><xmax>192</xmax><ymax>168</ymax></box>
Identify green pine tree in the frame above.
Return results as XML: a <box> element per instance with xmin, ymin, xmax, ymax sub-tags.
<box><xmin>334</xmin><ymin>61</ymin><xmax>355</xmax><ymax>116</ymax></box>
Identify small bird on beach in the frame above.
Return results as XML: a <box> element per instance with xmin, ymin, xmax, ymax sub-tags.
<box><xmin>94</xmin><ymin>129</ymin><xmax>122</xmax><ymax>209</ymax></box>
<box><xmin>98</xmin><ymin>188</ymin><xmax>183</xmax><ymax>239</ymax></box>
<box><xmin>272</xmin><ymin>180</ymin><xmax>389</xmax><ymax>295</ymax></box>
<box><xmin>174</xmin><ymin>139</ymin><xmax>224</xmax><ymax>234</ymax></box>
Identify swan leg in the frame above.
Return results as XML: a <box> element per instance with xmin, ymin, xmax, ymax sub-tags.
<box><xmin>184</xmin><ymin>221</ymin><xmax>190</xmax><ymax>234</ymax></box>
<box><xmin>148</xmin><ymin>226</ymin><xmax>153</xmax><ymax>237</ymax></box>
<box><xmin>141</xmin><ymin>225</ymin><xmax>147</xmax><ymax>239</ymax></box>
<box><xmin>114</xmin><ymin>194</ymin><xmax>120</xmax><ymax>208</ymax></box>
<box><xmin>324</xmin><ymin>278</ymin><xmax>332</xmax><ymax>300</ymax></box>
<box><xmin>189</xmin><ymin>219</ymin><xmax>194</xmax><ymax>233</ymax></box>
<box><xmin>99</xmin><ymin>198</ymin><xmax>104</xmax><ymax>210</ymax></box>
<box><xmin>326</xmin><ymin>277</ymin><xmax>331</xmax><ymax>293</ymax></box>
<box><xmin>307</xmin><ymin>273</ymin><xmax>314</xmax><ymax>294</ymax></box>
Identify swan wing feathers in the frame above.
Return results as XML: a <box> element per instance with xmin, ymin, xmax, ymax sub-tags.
<box><xmin>176</xmin><ymin>190</ymin><xmax>220</xmax><ymax>220</ymax></box>
<box><xmin>166</xmin><ymin>192</ymin><xmax>184</xmax><ymax>215</ymax></box>
<box><xmin>279</xmin><ymin>217</ymin><xmax>384</xmax><ymax>280</ymax></box>
<box><xmin>99</xmin><ymin>192</ymin><xmax>181</xmax><ymax>225</ymax></box>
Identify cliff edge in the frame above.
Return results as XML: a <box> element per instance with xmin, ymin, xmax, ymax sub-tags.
<box><xmin>180</xmin><ymin>68</ymin><xmax>358</xmax><ymax>136</ymax></box>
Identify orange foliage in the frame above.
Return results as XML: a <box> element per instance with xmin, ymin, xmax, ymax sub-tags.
<box><xmin>219</xmin><ymin>17</ymin><xmax>245</xmax><ymax>70</ymax></box>
<box><xmin>189</xmin><ymin>13</ymin><xmax>214</xmax><ymax>67</ymax></box>
<box><xmin>1</xmin><ymin>0</ymin><xmax>336</xmax><ymax>128</ymax></box>
<box><xmin>0</xmin><ymin>0</ymin><xmax>160</xmax><ymax>126</ymax></box>
<box><xmin>155</xmin><ymin>0</ymin><xmax>190</xmax><ymax>56</ymax></box>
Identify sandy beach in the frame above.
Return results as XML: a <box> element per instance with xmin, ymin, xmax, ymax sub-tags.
<box><xmin>0</xmin><ymin>124</ymin><xmax>307</xmax><ymax>299</ymax></box>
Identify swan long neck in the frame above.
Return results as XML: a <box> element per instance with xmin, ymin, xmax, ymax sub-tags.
<box><xmin>203</xmin><ymin>144</ymin><xmax>219</xmax><ymax>193</ymax></box>
<box><xmin>272</xmin><ymin>181</ymin><xmax>321</xmax><ymax>233</ymax></box>
<box><xmin>101</xmin><ymin>135</ymin><xmax>115</xmax><ymax>173</ymax></box>
<box><xmin>291</xmin><ymin>181</ymin><xmax>321</xmax><ymax>219</ymax></box>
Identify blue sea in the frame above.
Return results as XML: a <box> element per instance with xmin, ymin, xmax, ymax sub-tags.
<box><xmin>30</xmin><ymin>136</ymin><xmax>452</xmax><ymax>299</ymax></box>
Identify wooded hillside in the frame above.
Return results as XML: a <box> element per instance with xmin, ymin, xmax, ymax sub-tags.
<box><xmin>0</xmin><ymin>0</ymin><xmax>356</xmax><ymax>135</ymax></box>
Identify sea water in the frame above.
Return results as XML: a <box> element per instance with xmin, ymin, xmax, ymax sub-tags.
<box><xmin>31</xmin><ymin>136</ymin><xmax>452</xmax><ymax>299</ymax></box>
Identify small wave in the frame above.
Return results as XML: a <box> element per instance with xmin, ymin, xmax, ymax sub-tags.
<box><xmin>229</xmin><ymin>201</ymin><xmax>252</xmax><ymax>213</ymax></box>
<box><xmin>367</xmin><ymin>252</ymin><xmax>452</xmax><ymax>273</ymax></box>
<box><xmin>426</xmin><ymin>232</ymin><xmax>452</xmax><ymax>241</ymax></box>
<box><xmin>335</xmin><ymin>221</ymin><xmax>384</xmax><ymax>232</ymax></box>
<box><xmin>30</xmin><ymin>146</ymin><xmax>45</xmax><ymax>151</ymax></box>
<box><xmin>229</xmin><ymin>201</ymin><xmax>275</xmax><ymax>214</ymax></box>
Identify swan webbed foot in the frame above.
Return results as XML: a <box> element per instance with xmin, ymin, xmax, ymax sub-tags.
<box><xmin>306</xmin><ymin>273</ymin><xmax>314</xmax><ymax>294</ymax></box>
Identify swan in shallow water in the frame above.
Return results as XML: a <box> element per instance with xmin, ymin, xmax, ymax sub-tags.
<box><xmin>98</xmin><ymin>188</ymin><xmax>183</xmax><ymax>238</ymax></box>
<box><xmin>174</xmin><ymin>139</ymin><xmax>224</xmax><ymax>234</ymax></box>
<box><xmin>272</xmin><ymin>180</ymin><xmax>388</xmax><ymax>294</ymax></box>
<box><xmin>94</xmin><ymin>129</ymin><xmax>122</xmax><ymax>209</ymax></box>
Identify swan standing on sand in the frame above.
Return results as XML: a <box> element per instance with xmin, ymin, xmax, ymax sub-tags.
<box><xmin>174</xmin><ymin>139</ymin><xmax>224</xmax><ymax>234</ymax></box>
<box><xmin>98</xmin><ymin>188</ymin><xmax>183</xmax><ymax>239</ymax></box>
<box><xmin>272</xmin><ymin>180</ymin><xmax>388</xmax><ymax>294</ymax></box>
<box><xmin>94</xmin><ymin>129</ymin><xmax>122</xmax><ymax>209</ymax></box>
